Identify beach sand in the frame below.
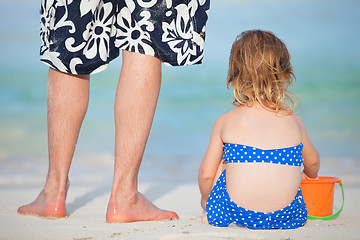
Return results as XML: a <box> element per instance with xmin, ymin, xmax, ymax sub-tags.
<box><xmin>1</xmin><ymin>178</ymin><xmax>359</xmax><ymax>240</ymax></box>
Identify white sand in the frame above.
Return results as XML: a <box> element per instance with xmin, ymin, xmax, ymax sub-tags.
<box><xmin>1</xmin><ymin>180</ymin><xmax>359</xmax><ymax>240</ymax></box>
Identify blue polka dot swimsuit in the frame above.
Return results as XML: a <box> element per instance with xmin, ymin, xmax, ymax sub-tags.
<box><xmin>206</xmin><ymin>143</ymin><xmax>308</xmax><ymax>229</ymax></box>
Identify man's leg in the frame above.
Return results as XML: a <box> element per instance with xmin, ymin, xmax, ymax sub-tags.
<box><xmin>18</xmin><ymin>68</ymin><xmax>90</xmax><ymax>218</ymax></box>
<box><xmin>106</xmin><ymin>50</ymin><xmax>179</xmax><ymax>223</ymax></box>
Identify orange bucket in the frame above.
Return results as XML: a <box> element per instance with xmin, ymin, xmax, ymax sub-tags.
<box><xmin>300</xmin><ymin>176</ymin><xmax>344</xmax><ymax>220</ymax></box>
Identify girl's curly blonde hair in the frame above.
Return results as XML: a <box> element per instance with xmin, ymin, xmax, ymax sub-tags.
<box><xmin>227</xmin><ymin>30</ymin><xmax>297</xmax><ymax>113</ymax></box>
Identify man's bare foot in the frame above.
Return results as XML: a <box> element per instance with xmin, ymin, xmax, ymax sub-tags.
<box><xmin>106</xmin><ymin>191</ymin><xmax>179</xmax><ymax>223</ymax></box>
<box><xmin>17</xmin><ymin>180</ymin><xmax>69</xmax><ymax>218</ymax></box>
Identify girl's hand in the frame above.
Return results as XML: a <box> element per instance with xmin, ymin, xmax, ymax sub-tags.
<box><xmin>302</xmin><ymin>171</ymin><xmax>318</xmax><ymax>180</ymax></box>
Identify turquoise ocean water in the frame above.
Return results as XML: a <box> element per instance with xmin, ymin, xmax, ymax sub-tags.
<box><xmin>0</xmin><ymin>0</ymin><xmax>359</xmax><ymax>185</ymax></box>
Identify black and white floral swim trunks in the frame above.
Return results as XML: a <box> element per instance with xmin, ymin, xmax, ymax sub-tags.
<box><xmin>40</xmin><ymin>0</ymin><xmax>210</xmax><ymax>74</ymax></box>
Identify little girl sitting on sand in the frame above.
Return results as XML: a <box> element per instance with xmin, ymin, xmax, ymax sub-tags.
<box><xmin>198</xmin><ymin>30</ymin><xmax>320</xmax><ymax>229</ymax></box>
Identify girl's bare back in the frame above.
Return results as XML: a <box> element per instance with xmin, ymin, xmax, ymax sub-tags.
<box><xmin>220</xmin><ymin>103</ymin><xmax>303</xmax><ymax>212</ymax></box>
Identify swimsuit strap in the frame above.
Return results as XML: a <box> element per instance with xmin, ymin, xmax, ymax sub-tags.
<box><xmin>222</xmin><ymin>143</ymin><xmax>303</xmax><ymax>166</ymax></box>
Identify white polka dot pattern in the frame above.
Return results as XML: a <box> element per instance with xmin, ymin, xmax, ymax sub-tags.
<box><xmin>206</xmin><ymin>170</ymin><xmax>308</xmax><ymax>229</ymax></box>
<box><xmin>222</xmin><ymin>143</ymin><xmax>303</xmax><ymax>166</ymax></box>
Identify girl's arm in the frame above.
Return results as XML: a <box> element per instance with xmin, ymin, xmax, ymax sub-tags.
<box><xmin>198</xmin><ymin>117</ymin><xmax>225</xmax><ymax>211</ymax></box>
<box><xmin>296</xmin><ymin>115</ymin><xmax>320</xmax><ymax>179</ymax></box>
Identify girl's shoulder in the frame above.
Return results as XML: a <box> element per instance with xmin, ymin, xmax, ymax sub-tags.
<box><xmin>215</xmin><ymin>107</ymin><xmax>241</xmax><ymax>124</ymax></box>
<box><xmin>292</xmin><ymin>113</ymin><xmax>304</xmax><ymax>126</ymax></box>
<box><xmin>211</xmin><ymin>108</ymin><xmax>238</xmax><ymax>133</ymax></box>
<box><xmin>292</xmin><ymin>113</ymin><xmax>307</xmax><ymax>134</ymax></box>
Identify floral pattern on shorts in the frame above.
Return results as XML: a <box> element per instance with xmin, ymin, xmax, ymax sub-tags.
<box><xmin>40</xmin><ymin>0</ymin><xmax>210</xmax><ymax>74</ymax></box>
